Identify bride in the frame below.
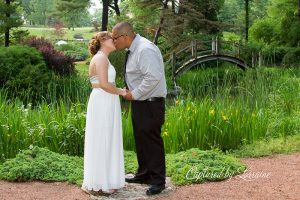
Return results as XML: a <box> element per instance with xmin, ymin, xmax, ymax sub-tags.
<box><xmin>82</xmin><ymin>31</ymin><xmax>126</xmax><ymax>195</ymax></box>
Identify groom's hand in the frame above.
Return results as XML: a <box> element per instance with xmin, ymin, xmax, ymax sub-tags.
<box><xmin>123</xmin><ymin>89</ymin><xmax>134</xmax><ymax>101</ymax></box>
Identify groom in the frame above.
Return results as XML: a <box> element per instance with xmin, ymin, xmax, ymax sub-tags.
<box><xmin>112</xmin><ymin>22</ymin><xmax>167</xmax><ymax>196</ymax></box>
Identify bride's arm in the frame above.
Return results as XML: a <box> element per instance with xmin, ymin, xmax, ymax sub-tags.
<box><xmin>94</xmin><ymin>55</ymin><xmax>126</xmax><ymax>96</ymax></box>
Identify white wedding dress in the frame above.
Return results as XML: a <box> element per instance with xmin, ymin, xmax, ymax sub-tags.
<box><xmin>82</xmin><ymin>52</ymin><xmax>125</xmax><ymax>192</ymax></box>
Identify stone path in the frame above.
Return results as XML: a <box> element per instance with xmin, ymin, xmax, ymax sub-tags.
<box><xmin>90</xmin><ymin>177</ymin><xmax>176</xmax><ymax>200</ymax></box>
<box><xmin>1</xmin><ymin>153</ymin><xmax>299</xmax><ymax>200</ymax></box>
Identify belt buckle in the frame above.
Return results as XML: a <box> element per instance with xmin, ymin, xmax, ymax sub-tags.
<box><xmin>147</xmin><ymin>97</ymin><xmax>155</xmax><ymax>102</ymax></box>
<box><xmin>147</xmin><ymin>97</ymin><xmax>164</xmax><ymax>102</ymax></box>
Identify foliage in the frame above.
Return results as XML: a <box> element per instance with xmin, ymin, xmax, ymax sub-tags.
<box><xmin>166</xmin><ymin>148</ymin><xmax>246</xmax><ymax>185</ymax></box>
<box><xmin>222</xmin><ymin>32</ymin><xmax>241</xmax><ymax>42</ymax></box>
<box><xmin>282</xmin><ymin>47</ymin><xmax>300</xmax><ymax>66</ymax></box>
<box><xmin>162</xmin><ymin>96</ymin><xmax>268</xmax><ymax>152</ymax></box>
<box><xmin>260</xmin><ymin>46</ymin><xmax>291</xmax><ymax>65</ymax></box>
<box><xmin>0</xmin><ymin>146</ymin><xmax>246</xmax><ymax>186</ymax></box>
<box><xmin>231</xmin><ymin>134</ymin><xmax>300</xmax><ymax>157</ymax></box>
<box><xmin>249</xmin><ymin>18</ymin><xmax>275</xmax><ymax>45</ymax></box>
<box><xmin>1</xmin><ymin>67</ymin><xmax>300</xmax><ymax>160</ymax></box>
<box><xmin>6</xmin><ymin>63</ymin><xmax>51</xmax><ymax>102</ymax></box>
<box><xmin>218</xmin><ymin>0</ymin><xmax>270</xmax><ymax>36</ymax></box>
<box><xmin>52</xmin><ymin>21</ymin><xmax>65</xmax><ymax>39</ymax></box>
<box><xmin>55</xmin><ymin>43</ymin><xmax>89</xmax><ymax>62</ymax></box>
<box><xmin>118</xmin><ymin>0</ymin><xmax>224</xmax><ymax>53</ymax></box>
<box><xmin>23</xmin><ymin>37</ymin><xmax>75</xmax><ymax>76</ymax></box>
<box><xmin>249</xmin><ymin>0</ymin><xmax>300</xmax><ymax>47</ymax></box>
<box><xmin>53</xmin><ymin>0</ymin><xmax>90</xmax><ymax>29</ymax></box>
<box><xmin>19</xmin><ymin>0</ymin><xmax>92</xmax><ymax>27</ymax></box>
<box><xmin>108</xmin><ymin>50</ymin><xmax>126</xmax><ymax>79</ymax></box>
<box><xmin>0</xmin><ymin>45</ymin><xmax>51</xmax><ymax>101</ymax></box>
<box><xmin>0</xmin><ymin>146</ymin><xmax>83</xmax><ymax>185</ymax></box>
<box><xmin>25</xmin><ymin>0</ymin><xmax>55</xmax><ymax>26</ymax></box>
<box><xmin>38</xmin><ymin>46</ymin><xmax>75</xmax><ymax>76</ymax></box>
<box><xmin>9</xmin><ymin>29</ymin><xmax>30</xmax><ymax>45</ymax></box>
<box><xmin>0</xmin><ymin>0</ymin><xmax>23</xmax><ymax>46</ymax></box>
<box><xmin>0</xmin><ymin>99</ymin><xmax>87</xmax><ymax>160</ymax></box>
<box><xmin>0</xmin><ymin>1</ymin><xmax>23</xmax><ymax>32</ymax></box>
<box><xmin>0</xmin><ymin>45</ymin><xmax>45</xmax><ymax>85</ymax></box>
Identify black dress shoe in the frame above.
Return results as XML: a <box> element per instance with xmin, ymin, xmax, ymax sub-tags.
<box><xmin>125</xmin><ymin>176</ymin><xmax>151</xmax><ymax>184</ymax></box>
<box><xmin>146</xmin><ymin>184</ymin><xmax>166</xmax><ymax>196</ymax></box>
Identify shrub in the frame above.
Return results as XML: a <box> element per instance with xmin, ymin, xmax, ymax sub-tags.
<box><xmin>0</xmin><ymin>45</ymin><xmax>51</xmax><ymax>101</ymax></box>
<box><xmin>0</xmin><ymin>146</ymin><xmax>84</xmax><ymax>185</ymax></box>
<box><xmin>24</xmin><ymin>37</ymin><xmax>53</xmax><ymax>49</ymax></box>
<box><xmin>282</xmin><ymin>48</ymin><xmax>300</xmax><ymax>67</ymax></box>
<box><xmin>0</xmin><ymin>146</ymin><xmax>246</xmax><ymax>186</ymax></box>
<box><xmin>108</xmin><ymin>50</ymin><xmax>126</xmax><ymax>78</ymax></box>
<box><xmin>6</xmin><ymin>64</ymin><xmax>51</xmax><ymax>102</ymax></box>
<box><xmin>39</xmin><ymin>45</ymin><xmax>75</xmax><ymax>75</ymax></box>
<box><xmin>0</xmin><ymin>45</ymin><xmax>48</xmax><ymax>85</ymax></box>
<box><xmin>55</xmin><ymin>43</ymin><xmax>89</xmax><ymax>61</ymax></box>
<box><xmin>24</xmin><ymin>37</ymin><xmax>75</xmax><ymax>76</ymax></box>
<box><xmin>261</xmin><ymin>46</ymin><xmax>290</xmax><ymax>65</ymax></box>
<box><xmin>249</xmin><ymin>18</ymin><xmax>275</xmax><ymax>45</ymax></box>
<box><xmin>11</xmin><ymin>29</ymin><xmax>30</xmax><ymax>44</ymax></box>
<box><xmin>52</xmin><ymin>21</ymin><xmax>65</xmax><ymax>39</ymax></box>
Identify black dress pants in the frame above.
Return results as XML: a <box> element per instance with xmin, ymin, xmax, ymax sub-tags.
<box><xmin>131</xmin><ymin>99</ymin><xmax>166</xmax><ymax>185</ymax></box>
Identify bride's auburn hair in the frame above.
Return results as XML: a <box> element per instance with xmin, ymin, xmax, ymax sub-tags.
<box><xmin>88</xmin><ymin>31</ymin><xmax>111</xmax><ymax>55</ymax></box>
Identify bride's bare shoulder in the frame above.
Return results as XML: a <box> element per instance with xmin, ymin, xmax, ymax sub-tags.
<box><xmin>92</xmin><ymin>53</ymin><xmax>108</xmax><ymax>63</ymax></box>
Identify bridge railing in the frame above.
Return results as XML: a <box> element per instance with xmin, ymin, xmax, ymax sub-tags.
<box><xmin>168</xmin><ymin>37</ymin><xmax>249</xmax><ymax>82</ymax></box>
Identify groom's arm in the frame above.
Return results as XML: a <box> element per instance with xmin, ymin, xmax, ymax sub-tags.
<box><xmin>131</xmin><ymin>48</ymin><xmax>163</xmax><ymax>100</ymax></box>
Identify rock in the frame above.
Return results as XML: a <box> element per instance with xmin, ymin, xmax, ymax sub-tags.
<box><xmin>90</xmin><ymin>176</ymin><xmax>176</xmax><ymax>200</ymax></box>
<box><xmin>73</xmin><ymin>34</ymin><xmax>84</xmax><ymax>39</ymax></box>
<box><xmin>55</xmin><ymin>40</ymin><xmax>68</xmax><ymax>45</ymax></box>
<box><xmin>167</xmin><ymin>86</ymin><xmax>182</xmax><ymax>97</ymax></box>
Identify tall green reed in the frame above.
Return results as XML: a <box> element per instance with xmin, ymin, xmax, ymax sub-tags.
<box><xmin>162</xmin><ymin>97</ymin><xmax>268</xmax><ymax>153</ymax></box>
<box><xmin>1</xmin><ymin>66</ymin><xmax>300</xmax><ymax>161</ymax></box>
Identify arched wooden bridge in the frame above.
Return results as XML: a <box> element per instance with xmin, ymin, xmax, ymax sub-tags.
<box><xmin>168</xmin><ymin>37</ymin><xmax>250</xmax><ymax>86</ymax></box>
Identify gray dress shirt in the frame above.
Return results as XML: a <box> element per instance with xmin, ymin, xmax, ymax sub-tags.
<box><xmin>126</xmin><ymin>34</ymin><xmax>167</xmax><ymax>100</ymax></box>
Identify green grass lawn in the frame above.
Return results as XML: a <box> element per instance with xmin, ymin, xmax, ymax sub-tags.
<box><xmin>21</xmin><ymin>27</ymin><xmax>96</xmax><ymax>40</ymax></box>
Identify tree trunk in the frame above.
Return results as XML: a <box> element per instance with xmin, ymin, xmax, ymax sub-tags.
<box><xmin>43</xmin><ymin>11</ymin><xmax>46</xmax><ymax>26</ymax></box>
<box><xmin>245</xmin><ymin>0</ymin><xmax>249</xmax><ymax>42</ymax></box>
<box><xmin>153</xmin><ymin>0</ymin><xmax>169</xmax><ymax>44</ymax></box>
<box><xmin>178</xmin><ymin>0</ymin><xmax>184</xmax><ymax>14</ymax></box>
<box><xmin>108</xmin><ymin>0</ymin><xmax>120</xmax><ymax>16</ymax></box>
<box><xmin>102</xmin><ymin>0</ymin><xmax>109</xmax><ymax>31</ymax></box>
<box><xmin>163</xmin><ymin>0</ymin><xmax>169</xmax><ymax>9</ymax></box>
<box><xmin>5</xmin><ymin>0</ymin><xmax>10</xmax><ymax>47</ymax></box>
<box><xmin>153</xmin><ymin>18</ymin><xmax>164</xmax><ymax>45</ymax></box>
<box><xmin>171</xmin><ymin>0</ymin><xmax>175</xmax><ymax>13</ymax></box>
<box><xmin>298</xmin><ymin>0</ymin><xmax>300</xmax><ymax>21</ymax></box>
<box><xmin>113</xmin><ymin>0</ymin><xmax>120</xmax><ymax>16</ymax></box>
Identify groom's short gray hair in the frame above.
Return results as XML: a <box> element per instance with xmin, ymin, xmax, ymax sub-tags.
<box><xmin>113</xmin><ymin>22</ymin><xmax>135</xmax><ymax>37</ymax></box>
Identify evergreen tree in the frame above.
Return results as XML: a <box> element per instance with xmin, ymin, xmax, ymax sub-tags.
<box><xmin>129</xmin><ymin>0</ymin><xmax>224</xmax><ymax>51</ymax></box>
<box><xmin>54</xmin><ymin>0</ymin><xmax>89</xmax><ymax>30</ymax></box>
<box><xmin>0</xmin><ymin>0</ymin><xmax>23</xmax><ymax>47</ymax></box>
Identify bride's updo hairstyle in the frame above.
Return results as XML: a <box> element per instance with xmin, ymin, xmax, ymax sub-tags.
<box><xmin>88</xmin><ymin>31</ymin><xmax>111</xmax><ymax>55</ymax></box>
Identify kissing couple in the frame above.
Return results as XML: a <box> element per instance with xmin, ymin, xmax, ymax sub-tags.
<box><xmin>81</xmin><ymin>21</ymin><xmax>167</xmax><ymax>197</ymax></box>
